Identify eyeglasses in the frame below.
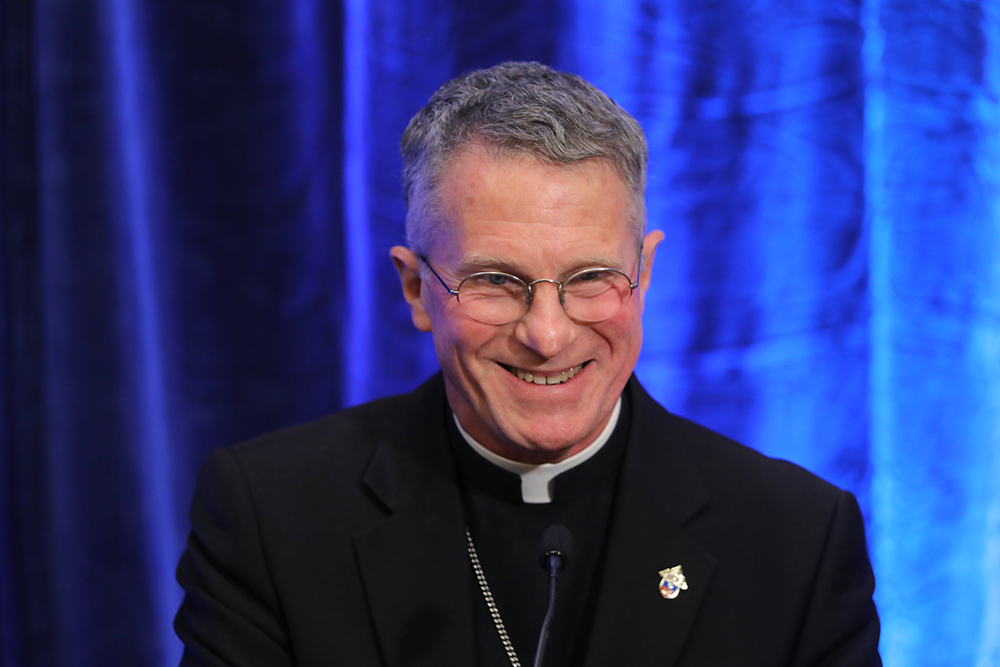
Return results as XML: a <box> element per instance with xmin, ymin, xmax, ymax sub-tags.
<box><xmin>420</xmin><ymin>256</ymin><xmax>639</xmax><ymax>325</ymax></box>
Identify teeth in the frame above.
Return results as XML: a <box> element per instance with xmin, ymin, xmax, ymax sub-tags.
<box><xmin>508</xmin><ymin>364</ymin><xmax>583</xmax><ymax>385</ymax></box>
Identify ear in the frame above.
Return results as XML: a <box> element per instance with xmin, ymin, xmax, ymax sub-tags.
<box><xmin>390</xmin><ymin>246</ymin><xmax>433</xmax><ymax>332</ymax></box>
<box><xmin>637</xmin><ymin>230</ymin><xmax>664</xmax><ymax>310</ymax></box>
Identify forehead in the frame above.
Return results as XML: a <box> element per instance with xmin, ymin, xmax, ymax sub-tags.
<box><xmin>430</xmin><ymin>146</ymin><xmax>634</xmax><ymax>268</ymax></box>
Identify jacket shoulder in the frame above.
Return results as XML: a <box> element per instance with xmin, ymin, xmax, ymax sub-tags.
<box><xmin>627</xmin><ymin>377</ymin><xmax>846</xmax><ymax>525</ymax></box>
<box><xmin>669</xmin><ymin>410</ymin><xmax>840</xmax><ymax>501</ymax></box>
<box><xmin>222</xmin><ymin>373</ymin><xmax>448</xmax><ymax>478</ymax></box>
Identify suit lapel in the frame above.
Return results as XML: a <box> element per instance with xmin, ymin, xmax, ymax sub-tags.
<box><xmin>353</xmin><ymin>380</ymin><xmax>477</xmax><ymax>667</ymax></box>
<box><xmin>583</xmin><ymin>379</ymin><xmax>717</xmax><ymax>667</ymax></box>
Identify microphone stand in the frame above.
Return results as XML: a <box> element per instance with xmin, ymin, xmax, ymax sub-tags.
<box><xmin>532</xmin><ymin>552</ymin><xmax>563</xmax><ymax>667</ymax></box>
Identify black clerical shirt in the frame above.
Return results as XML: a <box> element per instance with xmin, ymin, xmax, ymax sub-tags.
<box><xmin>448</xmin><ymin>397</ymin><xmax>631</xmax><ymax>667</ymax></box>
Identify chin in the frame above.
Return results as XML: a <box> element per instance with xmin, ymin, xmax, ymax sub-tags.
<box><xmin>494</xmin><ymin>416</ymin><xmax>601</xmax><ymax>462</ymax></box>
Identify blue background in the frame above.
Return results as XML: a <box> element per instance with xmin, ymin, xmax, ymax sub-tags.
<box><xmin>1</xmin><ymin>0</ymin><xmax>997</xmax><ymax>665</ymax></box>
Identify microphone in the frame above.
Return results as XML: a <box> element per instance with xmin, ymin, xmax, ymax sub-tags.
<box><xmin>538</xmin><ymin>524</ymin><xmax>572</xmax><ymax>573</ymax></box>
<box><xmin>533</xmin><ymin>525</ymin><xmax>573</xmax><ymax>667</ymax></box>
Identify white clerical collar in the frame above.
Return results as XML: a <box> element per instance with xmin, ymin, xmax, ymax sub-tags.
<box><xmin>452</xmin><ymin>396</ymin><xmax>622</xmax><ymax>504</ymax></box>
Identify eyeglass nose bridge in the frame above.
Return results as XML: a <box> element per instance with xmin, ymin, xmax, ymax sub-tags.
<box><xmin>524</xmin><ymin>278</ymin><xmax>567</xmax><ymax>308</ymax></box>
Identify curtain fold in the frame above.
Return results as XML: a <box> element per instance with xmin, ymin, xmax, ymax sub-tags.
<box><xmin>1</xmin><ymin>1</ymin><xmax>997</xmax><ymax>665</ymax></box>
<box><xmin>868</xmin><ymin>1</ymin><xmax>1000</xmax><ymax>663</ymax></box>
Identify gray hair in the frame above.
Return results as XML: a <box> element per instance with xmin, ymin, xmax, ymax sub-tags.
<box><xmin>400</xmin><ymin>61</ymin><xmax>648</xmax><ymax>253</ymax></box>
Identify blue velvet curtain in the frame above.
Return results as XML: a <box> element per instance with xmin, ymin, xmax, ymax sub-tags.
<box><xmin>1</xmin><ymin>1</ymin><xmax>997</xmax><ymax>665</ymax></box>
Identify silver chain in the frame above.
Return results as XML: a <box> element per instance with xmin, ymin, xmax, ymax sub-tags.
<box><xmin>465</xmin><ymin>528</ymin><xmax>522</xmax><ymax>667</ymax></box>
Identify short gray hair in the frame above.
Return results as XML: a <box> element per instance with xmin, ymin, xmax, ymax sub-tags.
<box><xmin>400</xmin><ymin>61</ymin><xmax>648</xmax><ymax>253</ymax></box>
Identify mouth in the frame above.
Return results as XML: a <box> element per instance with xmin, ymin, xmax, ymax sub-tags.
<box><xmin>500</xmin><ymin>362</ymin><xmax>585</xmax><ymax>385</ymax></box>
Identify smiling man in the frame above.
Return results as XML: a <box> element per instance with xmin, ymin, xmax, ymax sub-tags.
<box><xmin>175</xmin><ymin>62</ymin><xmax>880</xmax><ymax>666</ymax></box>
<box><xmin>390</xmin><ymin>143</ymin><xmax>660</xmax><ymax>464</ymax></box>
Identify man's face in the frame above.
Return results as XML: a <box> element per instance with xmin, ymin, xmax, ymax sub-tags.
<box><xmin>392</xmin><ymin>145</ymin><xmax>662</xmax><ymax>463</ymax></box>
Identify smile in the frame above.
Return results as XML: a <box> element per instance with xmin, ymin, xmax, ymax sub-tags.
<box><xmin>502</xmin><ymin>363</ymin><xmax>584</xmax><ymax>385</ymax></box>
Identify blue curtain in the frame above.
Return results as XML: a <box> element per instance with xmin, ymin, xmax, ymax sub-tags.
<box><xmin>1</xmin><ymin>1</ymin><xmax>997</xmax><ymax>665</ymax></box>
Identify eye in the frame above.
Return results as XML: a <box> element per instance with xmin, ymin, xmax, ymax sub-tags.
<box><xmin>486</xmin><ymin>273</ymin><xmax>512</xmax><ymax>285</ymax></box>
<box><xmin>575</xmin><ymin>269</ymin><xmax>611</xmax><ymax>282</ymax></box>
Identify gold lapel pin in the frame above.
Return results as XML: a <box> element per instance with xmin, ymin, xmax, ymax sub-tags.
<box><xmin>658</xmin><ymin>565</ymin><xmax>688</xmax><ymax>599</ymax></box>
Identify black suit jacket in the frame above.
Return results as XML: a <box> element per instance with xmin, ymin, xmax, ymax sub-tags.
<box><xmin>175</xmin><ymin>374</ymin><xmax>880</xmax><ymax>666</ymax></box>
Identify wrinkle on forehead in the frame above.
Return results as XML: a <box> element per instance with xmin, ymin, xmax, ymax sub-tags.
<box><xmin>429</xmin><ymin>145</ymin><xmax>634</xmax><ymax>269</ymax></box>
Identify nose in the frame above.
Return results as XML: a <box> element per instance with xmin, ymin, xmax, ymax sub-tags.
<box><xmin>513</xmin><ymin>281</ymin><xmax>578</xmax><ymax>358</ymax></box>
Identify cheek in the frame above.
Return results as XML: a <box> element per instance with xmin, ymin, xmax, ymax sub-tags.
<box><xmin>600</xmin><ymin>309</ymin><xmax>644</xmax><ymax>359</ymax></box>
<box><xmin>425</xmin><ymin>291</ymin><xmax>464</xmax><ymax>339</ymax></box>
<box><xmin>431</xmin><ymin>310</ymin><xmax>495</xmax><ymax>359</ymax></box>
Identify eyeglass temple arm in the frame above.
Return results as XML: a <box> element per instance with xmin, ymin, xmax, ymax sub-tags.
<box><xmin>419</xmin><ymin>255</ymin><xmax>460</xmax><ymax>296</ymax></box>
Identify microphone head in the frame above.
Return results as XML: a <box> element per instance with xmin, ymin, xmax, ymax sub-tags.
<box><xmin>538</xmin><ymin>524</ymin><xmax>573</xmax><ymax>572</ymax></box>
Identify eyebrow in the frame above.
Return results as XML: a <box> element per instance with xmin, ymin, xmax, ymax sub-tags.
<box><xmin>457</xmin><ymin>253</ymin><xmax>629</xmax><ymax>279</ymax></box>
<box><xmin>456</xmin><ymin>255</ymin><xmax>520</xmax><ymax>274</ymax></box>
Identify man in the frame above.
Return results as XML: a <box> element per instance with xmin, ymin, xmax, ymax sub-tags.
<box><xmin>175</xmin><ymin>62</ymin><xmax>880</xmax><ymax>666</ymax></box>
